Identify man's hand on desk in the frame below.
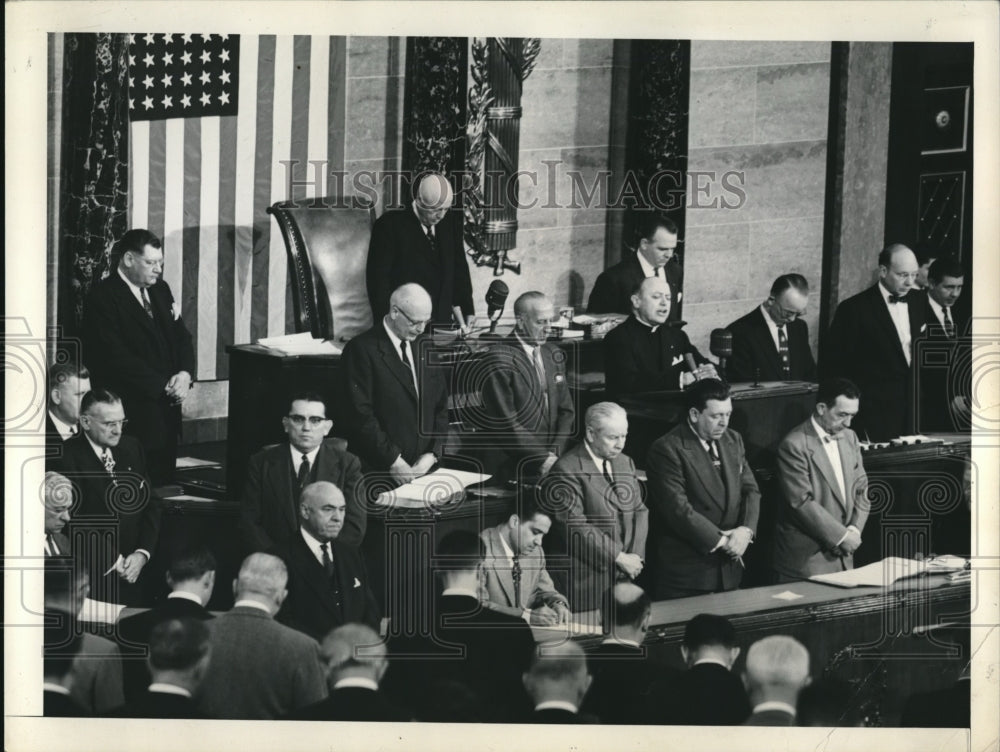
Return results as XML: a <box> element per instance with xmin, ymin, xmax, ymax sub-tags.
<box><xmin>538</xmin><ymin>453</ymin><xmax>559</xmax><ymax>478</ymax></box>
<box><xmin>680</xmin><ymin>364</ymin><xmax>718</xmax><ymax>387</ymax></box>
<box><xmin>411</xmin><ymin>453</ymin><xmax>437</xmax><ymax>477</ymax></box>
<box><xmin>615</xmin><ymin>552</ymin><xmax>644</xmax><ymax>580</ymax></box>
<box><xmin>389</xmin><ymin>456</ymin><xmax>418</xmax><ymax>486</ymax></box>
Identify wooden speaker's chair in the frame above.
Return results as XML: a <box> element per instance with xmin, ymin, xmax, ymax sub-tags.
<box><xmin>267</xmin><ymin>196</ymin><xmax>377</xmax><ymax>341</ymax></box>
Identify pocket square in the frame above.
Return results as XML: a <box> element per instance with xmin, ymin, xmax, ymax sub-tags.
<box><xmin>920</xmin><ymin>323</ymin><xmax>927</xmax><ymax>333</ymax></box>
<box><xmin>554</xmin><ymin>374</ymin><xmax>565</xmax><ymax>384</ymax></box>
<box><xmin>671</xmin><ymin>354</ymin><xmax>684</xmax><ymax>366</ymax></box>
<box><xmin>353</xmin><ymin>577</ymin><xmax>361</xmax><ymax>588</ymax></box>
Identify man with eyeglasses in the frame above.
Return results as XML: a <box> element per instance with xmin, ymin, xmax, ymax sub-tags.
<box><xmin>239</xmin><ymin>392</ymin><xmax>366</xmax><ymax>554</ymax></box>
<box><xmin>82</xmin><ymin>229</ymin><xmax>195</xmax><ymax>485</ymax></box>
<box><xmin>340</xmin><ymin>283</ymin><xmax>449</xmax><ymax>485</ymax></box>
<box><xmin>53</xmin><ymin>389</ymin><xmax>161</xmax><ymax>604</ymax></box>
<box><xmin>821</xmin><ymin>244</ymin><xmax>925</xmax><ymax>441</ymax></box>
<box><xmin>725</xmin><ymin>274</ymin><xmax>816</xmax><ymax>383</ymax></box>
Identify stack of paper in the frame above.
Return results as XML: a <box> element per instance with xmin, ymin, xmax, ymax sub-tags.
<box><xmin>810</xmin><ymin>555</ymin><xmax>967</xmax><ymax>588</ymax></box>
<box><xmin>257</xmin><ymin>331</ymin><xmax>342</xmax><ymax>355</ymax></box>
<box><xmin>376</xmin><ymin>468</ymin><xmax>492</xmax><ymax>509</ymax></box>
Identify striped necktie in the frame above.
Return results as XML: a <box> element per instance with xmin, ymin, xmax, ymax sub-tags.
<box><xmin>777</xmin><ymin>325</ymin><xmax>791</xmax><ymax>378</ymax></box>
<box><xmin>141</xmin><ymin>288</ymin><xmax>154</xmax><ymax>318</ymax></box>
<box><xmin>943</xmin><ymin>307</ymin><xmax>956</xmax><ymax>338</ymax></box>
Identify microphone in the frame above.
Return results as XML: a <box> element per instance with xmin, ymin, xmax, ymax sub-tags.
<box><xmin>710</xmin><ymin>328</ymin><xmax>733</xmax><ymax>378</ymax></box>
<box><xmin>485</xmin><ymin>280</ymin><xmax>509</xmax><ymax>335</ymax></box>
<box><xmin>684</xmin><ymin>353</ymin><xmax>699</xmax><ymax>379</ymax></box>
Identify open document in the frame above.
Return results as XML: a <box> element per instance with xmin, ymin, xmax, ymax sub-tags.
<box><xmin>256</xmin><ymin>331</ymin><xmax>342</xmax><ymax>355</ymax></box>
<box><xmin>376</xmin><ymin>468</ymin><xmax>492</xmax><ymax>509</ymax></box>
<box><xmin>810</xmin><ymin>555</ymin><xmax>968</xmax><ymax>588</ymax></box>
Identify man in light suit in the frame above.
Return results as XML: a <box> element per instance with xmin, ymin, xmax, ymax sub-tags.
<box><xmin>46</xmin><ymin>362</ymin><xmax>91</xmax><ymax>459</ymax></box>
<box><xmin>240</xmin><ymin>392</ymin><xmax>366</xmax><ymax>553</ymax></box>
<box><xmin>773</xmin><ymin>378</ymin><xmax>870</xmax><ymax>582</ymax></box>
<box><xmin>475</xmin><ymin>291</ymin><xmax>576</xmax><ymax>481</ymax></box>
<box><xmin>339</xmin><ymin>283</ymin><xmax>449</xmax><ymax>485</ymax></box>
<box><xmin>196</xmin><ymin>553</ymin><xmax>327</xmax><ymax>719</ymax></box>
<box><xmin>646</xmin><ymin>379</ymin><xmax>761</xmax><ymax>600</ymax></box>
<box><xmin>725</xmin><ymin>274</ymin><xmax>816</xmax><ymax>383</ymax></box>
<box><xmin>539</xmin><ymin>402</ymin><xmax>648</xmax><ymax>612</ymax></box>
<box><xmin>274</xmin><ymin>481</ymin><xmax>381</xmax><ymax>641</ymax></box>
<box><xmin>479</xmin><ymin>497</ymin><xmax>571</xmax><ymax>626</ymax></box>
<box><xmin>821</xmin><ymin>243</ymin><xmax>925</xmax><ymax>440</ymax></box>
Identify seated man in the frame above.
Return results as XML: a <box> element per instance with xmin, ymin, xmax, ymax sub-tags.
<box><xmin>725</xmin><ymin>273</ymin><xmax>816</xmax><ymax>383</ymax></box>
<box><xmin>43</xmin><ymin>471</ymin><xmax>73</xmax><ymax>557</ymax></box>
<box><xmin>275</xmin><ymin>481</ymin><xmax>380</xmax><ymax>641</ymax></box>
<box><xmin>742</xmin><ymin>635</ymin><xmax>811</xmax><ymax>726</ymax></box>
<box><xmin>523</xmin><ymin>641</ymin><xmax>595</xmax><ymax>724</ymax></box>
<box><xmin>479</xmin><ymin>497</ymin><xmax>571</xmax><ymax>626</ymax></box>
<box><xmin>773</xmin><ymin>378</ymin><xmax>869</xmax><ymax>582</ymax></box>
<box><xmin>603</xmin><ymin>276</ymin><xmax>716</xmax><ymax>398</ymax></box>
<box><xmin>646</xmin><ymin>379</ymin><xmax>760</xmax><ymax>600</ymax></box>
<box><xmin>240</xmin><ymin>392</ymin><xmax>366</xmax><ymax>553</ymax></box>
<box><xmin>46</xmin><ymin>362</ymin><xmax>91</xmax><ymax>458</ymax></box>
<box><xmin>539</xmin><ymin>402</ymin><xmax>648</xmax><ymax>612</ymax></box>
<box><xmin>475</xmin><ymin>291</ymin><xmax>575</xmax><ymax>481</ymax></box>
<box><xmin>339</xmin><ymin>283</ymin><xmax>449</xmax><ymax>485</ymax></box>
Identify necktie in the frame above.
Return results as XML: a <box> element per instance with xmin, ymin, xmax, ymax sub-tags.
<box><xmin>532</xmin><ymin>347</ymin><xmax>549</xmax><ymax>416</ymax></box>
<box><xmin>943</xmin><ymin>307</ymin><xmax>956</xmax><ymax>338</ymax></box>
<box><xmin>68</xmin><ymin>425</ymin><xmax>78</xmax><ymax>436</ymax></box>
<box><xmin>45</xmin><ymin>534</ymin><xmax>59</xmax><ymax>556</ymax></box>
<box><xmin>709</xmin><ymin>441</ymin><xmax>722</xmax><ymax>476</ymax></box>
<box><xmin>511</xmin><ymin>554</ymin><xmax>522</xmax><ymax>608</ymax></box>
<box><xmin>141</xmin><ymin>288</ymin><xmax>154</xmax><ymax>318</ymax></box>
<box><xmin>102</xmin><ymin>448</ymin><xmax>116</xmax><ymax>477</ymax></box>
<box><xmin>321</xmin><ymin>542</ymin><xmax>342</xmax><ymax>609</ymax></box>
<box><xmin>297</xmin><ymin>453</ymin><xmax>311</xmax><ymax>488</ymax></box>
<box><xmin>887</xmin><ymin>293</ymin><xmax>906</xmax><ymax>304</ymax></box>
<box><xmin>425</xmin><ymin>227</ymin><xmax>437</xmax><ymax>255</ymax></box>
<box><xmin>654</xmin><ymin>266</ymin><xmax>662</xmax><ymax>278</ymax></box>
<box><xmin>602</xmin><ymin>460</ymin><xmax>614</xmax><ymax>486</ymax></box>
<box><xmin>400</xmin><ymin>340</ymin><xmax>412</xmax><ymax>369</ymax></box>
<box><xmin>777</xmin><ymin>325</ymin><xmax>791</xmax><ymax>378</ymax></box>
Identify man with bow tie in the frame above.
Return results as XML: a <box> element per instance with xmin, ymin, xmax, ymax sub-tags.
<box><xmin>772</xmin><ymin>378</ymin><xmax>870</xmax><ymax>581</ymax></box>
<box><xmin>821</xmin><ymin>244</ymin><xmax>925</xmax><ymax>441</ymax></box>
<box><xmin>53</xmin><ymin>389</ymin><xmax>161</xmax><ymax>604</ymax></box>
<box><xmin>82</xmin><ymin>229</ymin><xmax>195</xmax><ymax>484</ymax></box>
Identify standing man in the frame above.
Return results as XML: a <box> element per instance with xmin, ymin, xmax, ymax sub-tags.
<box><xmin>603</xmin><ymin>276</ymin><xmax>716</xmax><ymax>398</ymax></box>
<box><xmin>476</xmin><ymin>291</ymin><xmax>576</xmax><ymax>481</ymax></box>
<box><xmin>82</xmin><ymin>229</ymin><xmax>195</xmax><ymax>484</ymax></box>
<box><xmin>274</xmin><ymin>481</ymin><xmax>381</xmax><ymax>641</ymax></box>
<box><xmin>53</xmin><ymin>389</ymin><xmax>161</xmax><ymax>604</ymax></box>
<box><xmin>725</xmin><ymin>274</ymin><xmax>816</xmax><ymax>383</ymax></box>
<box><xmin>366</xmin><ymin>172</ymin><xmax>474</xmax><ymax>329</ymax></box>
<box><xmin>645</xmin><ymin>379</ymin><xmax>761</xmax><ymax>600</ymax></box>
<box><xmin>773</xmin><ymin>378</ymin><xmax>869</xmax><ymax>582</ymax></box>
<box><xmin>539</xmin><ymin>402</ymin><xmax>648</xmax><ymax>612</ymax></box>
<box><xmin>240</xmin><ymin>392</ymin><xmax>366</xmax><ymax>553</ymax></box>
<box><xmin>821</xmin><ymin>244</ymin><xmax>924</xmax><ymax>441</ymax></box>
<box><xmin>587</xmin><ymin>212</ymin><xmax>682</xmax><ymax>323</ymax></box>
<box><xmin>340</xmin><ymin>283</ymin><xmax>449</xmax><ymax>485</ymax></box>
<box><xmin>46</xmin><ymin>363</ymin><xmax>91</xmax><ymax>457</ymax></box>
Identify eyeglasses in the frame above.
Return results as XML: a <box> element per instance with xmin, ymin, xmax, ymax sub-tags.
<box><xmin>87</xmin><ymin>418</ymin><xmax>128</xmax><ymax>429</ymax></box>
<box><xmin>770</xmin><ymin>299</ymin><xmax>806</xmax><ymax>320</ymax></box>
<box><xmin>393</xmin><ymin>306</ymin><xmax>430</xmax><ymax>328</ymax></box>
<box><xmin>286</xmin><ymin>414</ymin><xmax>329</xmax><ymax>427</ymax></box>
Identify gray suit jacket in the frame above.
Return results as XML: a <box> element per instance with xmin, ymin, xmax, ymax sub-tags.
<box><xmin>479</xmin><ymin>524</ymin><xmax>568</xmax><ymax>618</ymax></box>
<box><xmin>196</xmin><ymin>605</ymin><xmax>327</xmax><ymax>719</ymax></box>
<box><xmin>773</xmin><ymin>419</ymin><xmax>869</xmax><ymax>578</ymax></box>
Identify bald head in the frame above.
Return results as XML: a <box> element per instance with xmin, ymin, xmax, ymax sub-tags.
<box><xmin>744</xmin><ymin>635</ymin><xmax>810</xmax><ymax>705</ymax></box>
<box><xmin>514</xmin><ymin>291</ymin><xmax>554</xmax><ymax>346</ymax></box>
<box><xmin>414</xmin><ymin>173</ymin><xmax>454</xmax><ymax>227</ymax></box>
<box><xmin>632</xmin><ymin>275</ymin><xmax>672</xmax><ymax>326</ymax></box>
<box><xmin>299</xmin><ymin>481</ymin><xmax>347</xmax><ymax>543</ymax></box>
<box><xmin>43</xmin><ymin>472</ymin><xmax>74</xmax><ymax>535</ymax></box>
<box><xmin>878</xmin><ymin>244</ymin><xmax>918</xmax><ymax>297</ymax></box>
<box><xmin>585</xmin><ymin>402</ymin><xmax>629</xmax><ymax>462</ymax></box>
<box><xmin>387</xmin><ymin>283</ymin><xmax>433</xmax><ymax>341</ymax></box>
<box><xmin>523</xmin><ymin>640</ymin><xmax>592</xmax><ymax>708</ymax></box>
<box><xmin>320</xmin><ymin>623</ymin><xmax>388</xmax><ymax>686</ymax></box>
<box><xmin>234</xmin><ymin>553</ymin><xmax>288</xmax><ymax>611</ymax></box>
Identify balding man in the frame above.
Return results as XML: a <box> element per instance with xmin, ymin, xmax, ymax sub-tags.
<box><xmin>290</xmin><ymin>623</ymin><xmax>409</xmax><ymax>721</ymax></box>
<box><xmin>742</xmin><ymin>635</ymin><xmax>811</xmax><ymax>726</ymax></box>
<box><xmin>46</xmin><ymin>363</ymin><xmax>91</xmax><ymax>457</ymax></box>
<box><xmin>475</xmin><ymin>291</ymin><xmax>575</xmax><ymax>481</ymax></box>
<box><xmin>367</xmin><ymin>172</ymin><xmax>474</xmax><ymax>329</ymax></box>
<box><xmin>43</xmin><ymin>471</ymin><xmax>73</xmax><ymax>557</ymax></box>
<box><xmin>603</xmin><ymin>276</ymin><xmax>715</xmax><ymax>398</ymax></box>
<box><xmin>523</xmin><ymin>640</ymin><xmax>595</xmax><ymax>724</ymax></box>
<box><xmin>822</xmin><ymin>244</ymin><xmax>926</xmax><ymax>440</ymax></box>
<box><xmin>539</xmin><ymin>402</ymin><xmax>648</xmax><ymax>612</ymax></box>
<box><xmin>275</xmin><ymin>482</ymin><xmax>380</xmax><ymax>641</ymax></box>
<box><xmin>340</xmin><ymin>283</ymin><xmax>450</xmax><ymax>484</ymax></box>
<box><xmin>196</xmin><ymin>553</ymin><xmax>327</xmax><ymax>719</ymax></box>
<box><xmin>725</xmin><ymin>274</ymin><xmax>816</xmax><ymax>383</ymax></box>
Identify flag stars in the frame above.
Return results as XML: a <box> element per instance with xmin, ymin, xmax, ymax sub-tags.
<box><xmin>142</xmin><ymin>96</ymin><xmax>155</xmax><ymax>110</ymax></box>
<box><xmin>220</xmin><ymin>70</ymin><xmax>231</xmax><ymax>85</ymax></box>
<box><xmin>128</xmin><ymin>54</ymin><xmax>135</xmax><ymax>67</ymax></box>
<box><xmin>143</xmin><ymin>52</ymin><xmax>155</xmax><ymax>67</ymax></box>
<box><xmin>219</xmin><ymin>48</ymin><xmax>231</xmax><ymax>63</ymax></box>
<box><xmin>219</xmin><ymin>34</ymin><xmax>229</xmax><ymax>40</ymax></box>
<box><xmin>127</xmin><ymin>33</ymin><xmax>136</xmax><ymax>45</ymax></box>
<box><xmin>200</xmin><ymin>92</ymin><xmax>212</xmax><ymax>106</ymax></box>
<box><xmin>162</xmin><ymin>51</ymin><xmax>173</xmax><ymax>66</ymax></box>
<box><xmin>181</xmin><ymin>72</ymin><xmax>193</xmax><ymax>87</ymax></box>
<box><xmin>181</xmin><ymin>51</ymin><xmax>192</xmax><ymax>65</ymax></box>
<box><xmin>129</xmin><ymin>98</ymin><xmax>134</xmax><ymax>109</ymax></box>
<box><xmin>219</xmin><ymin>91</ymin><xmax>230</xmax><ymax>105</ymax></box>
<box><xmin>162</xmin><ymin>34</ymin><xmax>174</xmax><ymax>45</ymax></box>
<box><xmin>200</xmin><ymin>70</ymin><xmax>212</xmax><ymax>85</ymax></box>
<box><xmin>200</xmin><ymin>49</ymin><xmax>212</xmax><ymax>64</ymax></box>
<box><xmin>143</xmin><ymin>33</ymin><xmax>156</xmax><ymax>45</ymax></box>
<box><xmin>181</xmin><ymin>33</ymin><xmax>193</xmax><ymax>45</ymax></box>
<box><xmin>143</xmin><ymin>75</ymin><xmax>155</xmax><ymax>89</ymax></box>
<box><xmin>161</xmin><ymin>73</ymin><xmax>173</xmax><ymax>87</ymax></box>
<box><xmin>162</xmin><ymin>95</ymin><xmax>173</xmax><ymax>109</ymax></box>
<box><xmin>181</xmin><ymin>94</ymin><xmax>192</xmax><ymax>109</ymax></box>
<box><xmin>128</xmin><ymin>76</ymin><xmax>135</xmax><ymax>88</ymax></box>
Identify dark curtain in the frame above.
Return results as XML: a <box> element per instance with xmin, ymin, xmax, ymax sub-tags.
<box><xmin>58</xmin><ymin>32</ymin><xmax>130</xmax><ymax>336</ymax></box>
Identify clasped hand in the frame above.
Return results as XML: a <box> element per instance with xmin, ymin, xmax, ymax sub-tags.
<box><xmin>164</xmin><ymin>371</ymin><xmax>192</xmax><ymax>404</ymax></box>
<box><xmin>615</xmin><ymin>552</ymin><xmax>644</xmax><ymax>580</ymax></box>
<box><xmin>529</xmin><ymin>602</ymin><xmax>571</xmax><ymax>626</ymax></box>
<box><xmin>720</xmin><ymin>526</ymin><xmax>752</xmax><ymax>558</ymax></box>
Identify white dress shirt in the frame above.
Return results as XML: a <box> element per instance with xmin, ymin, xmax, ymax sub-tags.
<box><xmin>811</xmin><ymin>416</ymin><xmax>857</xmax><ymax>548</ymax></box>
<box><xmin>166</xmin><ymin>590</ymin><xmax>204</xmax><ymax>605</ymax></box>
<box><xmin>147</xmin><ymin>683</ymin><xmax>193</xmax><ymax>698</ymax></box>
<box><xmin>878</xmin><ymin>282</ymin><xmax>912</xmax><ymax>366</ymax></box>
<box><xmin>117</xmin><ymin>268</ymin><xmax>149</xmax><ymax>309</ymax></box>
<box><xmin>48</xmin><ymin>411</ymin><xmax>77</xmax><ymax>440</ymax></box>
<box><xmin>583</xmin><ymin>440</ymin><xmax>611</xmax><ymax>477</ymax></box>
<box><xmin>300</xmin><ymin>526</ymin><xmax>334</xmax><ymax>568</ymax></box>
<box><xmin>289</xmin><ymin>444</ymin><xmax>321</xmax><ymax>476</ymax></box>
<box><xmin>927</xmin><ymin>295</ymin><xmax>951</xmax><ymax>330</ymax></box>
<box><xmin>759</xmin><ymin>303</ymin><xmax>784</xmax><ymax>353</ymax></box>
<box><xmin>382</xmin><ymin>318</ymin><xmax>418</xmax><ymax>394</ymax></box>
<box><xmin>333</xmin><ymin>677</ymin><xmax>379</xmax><ymax>691</ymax></box>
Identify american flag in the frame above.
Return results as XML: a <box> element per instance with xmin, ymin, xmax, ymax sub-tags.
<box><xmin>127</xmin><ymin>34</ymin><xmax>349</xmax><ymax>380</ymax></box>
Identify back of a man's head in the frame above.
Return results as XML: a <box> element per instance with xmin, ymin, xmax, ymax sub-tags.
<box><xmin>148</xmin><ymin>618</ymin><xmax>212</xmax><ymax>690</ymax></box>
<box><xmin>601</xmin><ymin>583</ymin><xmax>651</xmax><ymax>639</ymax></box>
<box><xmin>436</xmin><ymin>530</ymin><xmax>484</xmax><ymax>591</ymax></box>
<box><xmin>320</xmin><ymin>623</ymin><xmax>387</xmax><ymax>687</ymax></box>
<box><xmin>523</xmin><ymin>641</ymin><xmax>592</xmax><ymax>707</ymax></box>
<box><xmin>167</xmin><ymin>546</ymin><xmax>217</xmax><ymax>604</ymax></box>
<box><xmin>744</xmin><ymin>635</ymin><xmax>810</xmax><ymax>704</ymax></box>
<box><xmin>682</xmin><ymin>613</ymin><xmax>740</xmax><ymax>668</ymax></box>
<box><xmin>233</xmin><ymin>553</ymin><xmax>288</xmax><ymax>611</ymax></box>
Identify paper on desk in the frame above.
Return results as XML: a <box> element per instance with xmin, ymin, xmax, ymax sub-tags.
<box><xmin>79</xmin><ymin>597</ymin><xmax>126</xmax><ymax>624</ymax></box>
<box><xmin>772</xmin><ymin>590</ymin><xmax>804</xmax><ymax>601</ymax></box>
<box><xmin>533</xmin><ymin>621</ymin><xmax>604</xmax><ymax>638</ymax></box>
<box><xmin>257</xmin><ymin>331</ymin><xmax>341</xmax><ymax>355</ymax></box>
<box><xmin>175</xmin><ymin>456</ymin><xmax>221</xmax><ymax>469</ymax></box>
<box><xmin>162</xmin><ymin>494</ymin><xmax>217</xmax><ymax>503</ymax></box>
<box><xmin>810</xmin><ymin>556</ymin><xmax>967</xmax><ymax>588</ymax></box>
<box><xmin>376</xmin><ymin>468</ymin><xmax>492</xmax><ymax>508</ymax></box>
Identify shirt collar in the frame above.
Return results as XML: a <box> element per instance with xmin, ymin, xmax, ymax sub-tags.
<box><xmin>167</xmin><ymin>590</ymin><xmax>204</xmax><ymax>605</ymax></box>
<box><xmin>601</xmin><ymin>637</ymin><xmax>641</xmax><ymax>648</ymax></box>
<box><xmin>687</xmin><ymin>423</ymin><xmax>712</xmax><ymax>453</ymax></box>
<box><xmin>631</xmin><ymin>313</ymin><xmax>659</xmax><ymax>334</ymax></box>
<box><xmin>333</xmin><ymin>677</ymin><xmax>380</xmax><ymax>692</ymax></box>
<box><xmin>692</xmin><ymin>656</ymin><xmax>731</xmax><ymax>668</ymax></box>
<box><xmin>926</xmin><ymin>294</ymin><xmax>947</xmax><ymax>322</ymax></box>
<box><xmin>48</xmin><ymin>411</ymin><xmax>77</xmax><ymax>440</ymax></box>
<box><xmin>300</xmin><ymin>526</ymin><xmax>332</xmax><ymax>562</ymax></box>
<box><xmin>43</xmin><ymin>683</ymin><xmax>71</xmax><ymax>695</ymax></box>
<box><xmin>535</xmin><ymin>700</ymin><xmax>579</xmax><ymax>713</ymax></box>
<box><xmin>497</xmin><ymin>530</ymin><xmax>516</xmax><ymax>563</ymax></box>
<box><xmin>233</xmin><ymin>599</ymin><xmax>273</xmax><ymax>614</ymax></box>
<box><xmin>759</xmin><ymin>303</ymin><xmax>783</xmax><ymax>334</ymax></box>
<box><xmin>85</xmin><ymin>433</ymin><xmax>110</xmax><ymax>462</ymax></box>
<box><xmin>289</xmin><ymin>443</ymin><xmax>321</xmax><ymax>468</ymax></box>
<box><xmin>411</xmin><ymin>202</ymin><xmax>434</xmax><ymax>235</ymax></box>
<box><xmin>810</xmin><ymin>416</ymin><xmax>834</xmax><ymax>443</ymax></box>
<box><xmin>117</xmin><ymin>267</ymin><xmax>146</xmax><ymax>302</ymax></box>
<box><xmin>514</xmin><ymin>332</ymin><xmax>537</xmax><ymax>358</ymax></box>
<box><xmin>877</xmin><ymin>281</ymin><xmax>907</xmax><ymax>305</ymax></box>
<box><xmin>147</xmin><ymin>683</ymin><xmax>193</xmax><ymax>698</ymax></box>
<box><xmin>382</xmin><ymin>317</ymin><xmax>405</xmax><ymax>352</ymax></box>
<box><xmin>441</xmin><ymin>586</ymin><xmax>479</xmax><ymax>599</ymax></box>
<box><xmin>752</xmin><ymin>700</ymin><xmax>796</xmax><ymax>716</ymax></box>
<box><xmin>583</xmin><ymin>441</ymin><xmax>609</xmax><ymax>474</ymax></box>
<box><xmin>635</xmin><ymin>251</ymin><xmax>657</xmax><ymax>279</ymax></box>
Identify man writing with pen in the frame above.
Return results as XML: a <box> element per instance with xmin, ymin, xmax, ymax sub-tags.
<box><xmin>645</xmin><ymin>379</ymin><xmax>761</xmax><ymax>600</ymax></box>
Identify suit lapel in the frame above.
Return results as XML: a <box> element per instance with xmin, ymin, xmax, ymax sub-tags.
<box><xmin>752</xmin><ymin>308</ymin><xmax>784</xmax><ymax>376</ymax></box>
<box><xmin>681</xmin><ymin>431</ymin><xmax>726</xmax><ymax>508</ymax></box>
<box><xmin>803</xmin><ymin>425</ymin><xmax>847</xmax><ymax>510</ymax></box>
<box><xmin>377</xmin><ymin>333</ymin><xmax>418</xmax><ymax>402</ymax></box>
<box><xmin>295</xmin><ymin>536</ymin><xmax>341</xmax><ymax>617</ymax></box>
<box><xmin>268</xmin><ymin>448</ymin><xmax>300</xmax><ymax>533</ymax></box>
<box><xmin>486</xmin><ymin>527</ymin><xmax>518</xmax><ymax>606</ymax></box>
<box><xmin>716</xmin><ymin>432</ymin><xmax>740</xmax><ymax>505</ymax></box>
<box><xmin>867</xmin><ymin>285</ymin><xmax>909</xmax><ymax>367</ymax></box>
<box><xmin>110</xmin><ymin>274</ymin><xmax>159</xmax><ymax>337</ymax></box>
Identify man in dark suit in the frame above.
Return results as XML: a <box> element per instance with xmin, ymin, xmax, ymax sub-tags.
<box><xmin>646</xmin><ymin>379</ymin><xmax>761</xmax><ymax>600</ymax></box>
<box><xmin>587</xmin><ymin>212</ymin><xmax>682</xmax><ymax>323</ymax></box>
<box><xmin>725</xmin><ymin>273</ymin><xmax>816</xmax><ymax>383</ymax></box>
<box><xmin>274</xmin><ymin>481</ymin><xmax>380</xmax><ymax>641</ymax></box>
<box><xmin>475</xmin><ymin>291</ymin><xmax>576</xmax><ymax>481</ymax></box>
<box><xmin>914</xmin><ymin>257</ymin><xmax>969</xmax><ymax>432</ymax></box>
<box><xmin>479</xmin><ymin>497</ymin><xmax>571</xmax><ymax>625</ymax></box>
<box><xmin>664</xmin><ymin>613</ymin><xmax>750</xmax><ymax>725</ymax></box>
<box><xmin>821</xmin><ymin>244</ymin><xmax>925</xmax><ymax>441</ymax></box>
<box><xmin>581</xmin><ymin>583</ymin><xmax>674</xmax><ymax>724</ymax></box>
<box><xmin>290</xmin><ymin>623</ymin><xmax>410</xmax><ymax>721</ymax></box>
<box><xmin>742</xmin><ymin>635</ymin><xmax>811</xmax><ymax>726</ymax></box>
<box><xmin>773</xmin><ymin>378</ymin><xmax>870</xmax><ymax>582</ymax></box>
<box><xmin>382</xmin><ymin>530</ymin><xmax>537</xmax><ymax>722</ymax></box>
<box><xmin>197</xmin><ymin>553</ymin><xmax>327</xmax><ymax>719</ymax></box>
<box><xmin>367</xmin><ymin>172</ymin><xmax>474</xmax><ymax>329</ymax></box>
<box><xmin>43</xmin><ymin>625</ymin><xmax>88</xmax><ymax>717</ymax></box>
<box><xmin>340</xmin><ymin>283</ymin><xmax>449</xmax><ymax>484</ymax></box>
<box><xmin>603</xmin><ymin>276</ymin><xmax>716</xmax><ymax>398</ymax></box>
<box><xmin>53</xmin><ymin>389</ymin><xmax>161</xmax><ymax>604</ymax></box>
<box><xmin>524</xmin><ymin>640</ymin><xmax>595</xmax><ymax>724</ymax></box>
<box><xmin>109</xmin><ymin>618</ymin><xmax>211</xmax><ymax>719</ymax></box>
<box><xmin>82</xmin><ymin>229</ymin><xmax>195</xmax><ymax>485</ymax></box>
<box><xmin>240</xmin><ymin>392</ymin><xmax>366</xmax><ymax>553</ymax></box>
<box><xmin>539</xmin><ymin>402</ymin><xmax>648</xmax><ymax>612</ymax></box>
<box><xmin>45</xmin><ymin>362</ymin><xmax>91</xmax><ymax>459</ymax></box>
